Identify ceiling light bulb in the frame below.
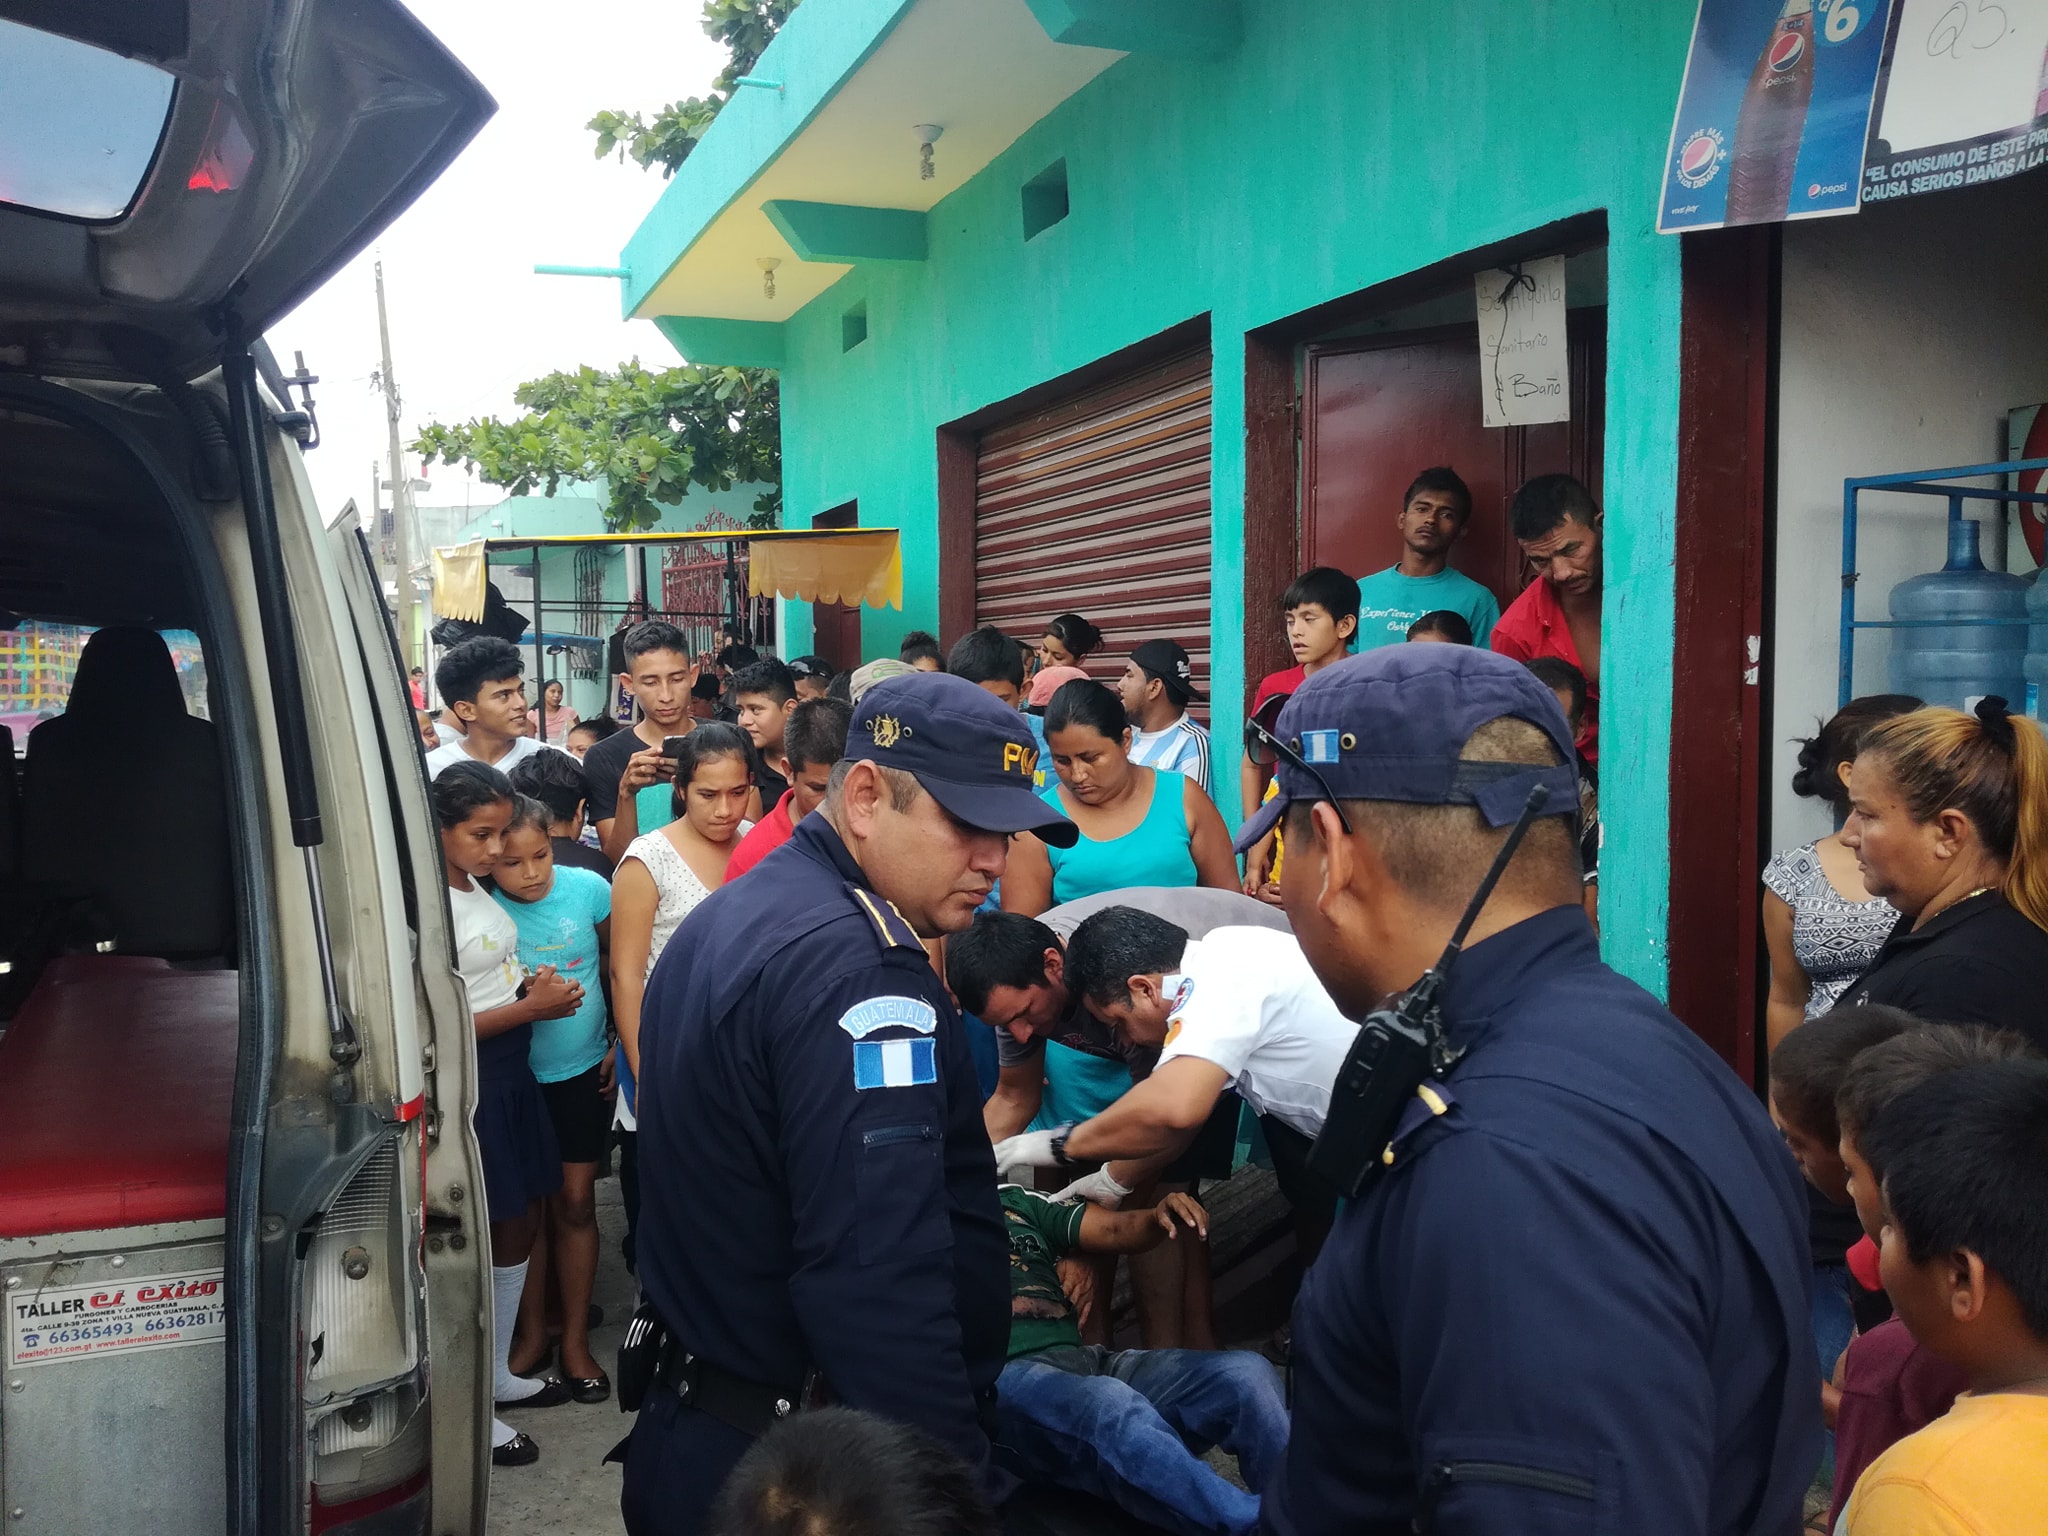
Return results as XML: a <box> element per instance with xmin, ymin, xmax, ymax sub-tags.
<box><xmin>914</xmin><ymin>123</ymin><xmax>943</xmax><ymax>180</ymax></box>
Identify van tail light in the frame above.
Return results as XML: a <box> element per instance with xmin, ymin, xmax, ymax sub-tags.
<box><xmin>302</xmin><ymin>1125</ymin><xmax>432</xmax><ymax>1532</ymax></box>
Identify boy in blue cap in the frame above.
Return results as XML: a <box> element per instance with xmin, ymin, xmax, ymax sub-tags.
<box><xmin>1242</xmin><ymin>644</ymin><xmax>1818</xmax><ymax>1536</ymax></box>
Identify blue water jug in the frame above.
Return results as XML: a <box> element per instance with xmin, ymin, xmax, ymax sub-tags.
<box><xmin>1887</xmin><ymin>517</ymin><xmax>2028</xmax><ymax>710</ymax></box>
<box><xmin>2024</xmin><ymin>572</ymin><xmax>2048</xmax><ymax>717</ymax></box>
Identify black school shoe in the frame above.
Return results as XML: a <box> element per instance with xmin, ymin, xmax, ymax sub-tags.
<box><xmin>491</xmin><ymin>1431</ymin><xmax>539</xmax><ymax>1467</ymax></box>
<box><xmin>497</xmin><ymin>1375</ymin><xmax>573</xmax><ymax>1410</ymax></box>
<box><xmin>566</xmin><ymin>1370</ymin><xmax>611</xmax><ymax>1405</ymax></box>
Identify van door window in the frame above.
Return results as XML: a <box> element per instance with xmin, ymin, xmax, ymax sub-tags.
<box><xmin>2</xmin><ymin>621</ymin><xmax>210</xmax><ymax>745</ymax></box>
<box><xmin>0</xmin><ymin>19</ymin><xmax>176</xmax><ymax>221</ymax></box>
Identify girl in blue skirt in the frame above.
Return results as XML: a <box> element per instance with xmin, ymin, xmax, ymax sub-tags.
<box><xmin>434</xmin><ymin>761</ymin><xmax>581</xmax><ymax>1465</ymax></box>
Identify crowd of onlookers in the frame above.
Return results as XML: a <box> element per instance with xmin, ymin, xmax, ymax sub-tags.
<box><xmin>408</xmin><ymin>466</ymin><xmax>1610</xmax><ymax>1519</ymax></box>
<box><xmin>411</xmin><ymin>459</ymin><xmax>2048</xmax><ymax>1535</ymax></box>
<box><xmin>1757</xmin><ymin>681</ymin><xmax>2048</xmax><ymax>1533</ymax></box>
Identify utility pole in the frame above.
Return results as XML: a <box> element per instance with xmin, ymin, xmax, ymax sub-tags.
<box><xmin>371</xmin><ymin>459</ymin><xmax>385</xmax><ymax>580</ymax></box>
<box><xmin>374</xmin><ymin>260</ymin><xmax>414</xmax><ymax>665</ymax></box>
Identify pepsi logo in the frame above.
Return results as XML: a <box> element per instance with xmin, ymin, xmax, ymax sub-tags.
<box><xmin>1768</xmin><ymin>32</ymin><xmax>1805</xmax><ymax>70</ymax></box>
<box><xmin>1675</xmin><ymin>127</ymin><xmax>1725</xmax><ymax>188</ymax></box>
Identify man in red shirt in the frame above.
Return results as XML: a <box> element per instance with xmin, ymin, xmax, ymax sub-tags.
<box><xmin>1492</xmin><ymin>473</ymin><xmax>1603</xmax><ymax>761</ymax></box>
<box><xmin>725</xmin><ymin>695</ymin><xmax>852</xmax><ymax>879</ymax></box>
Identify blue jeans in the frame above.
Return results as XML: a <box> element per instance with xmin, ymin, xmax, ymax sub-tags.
<box><xmin>995</xmin><ymin>1345</ymin><xmax>1289</xmax><ymax>1536</ymax></box>
<box><xmin>1813</xmin><ymin>1261</ymin><xmax>1854</xmax><ymax>1480</ymax></box>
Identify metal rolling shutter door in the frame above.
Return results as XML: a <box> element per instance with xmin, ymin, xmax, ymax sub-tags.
<box><xmin>973</xmin><ymin>347</ymin><xmax>1213</xmax><ymax>715</ymax></box>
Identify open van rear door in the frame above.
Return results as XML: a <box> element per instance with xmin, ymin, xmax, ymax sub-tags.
<box><xmin>0</xmin><ymin>0</ymin><xmax>493</xmax><ymax>383</ymax></box>
<box><xmin>326</xmin><ymin>503</ymin><xmax>494</xmax><ymax>1532</ymax></box>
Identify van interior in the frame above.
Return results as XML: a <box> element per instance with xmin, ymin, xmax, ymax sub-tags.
<box><xmin>0</xmin><ymin>398</ymin><xmax>238</xmax><ymax>1240</ymax></box>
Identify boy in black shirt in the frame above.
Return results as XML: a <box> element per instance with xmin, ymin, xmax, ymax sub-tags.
<box><xmin>581</xmin><ymin>622</ymin><xmax>698</xmax><ymax>864</ymax></box>
<box><xmin>731</xmin><ymin>657</ymin><xmax>796</xmax><ymax>814</ymax></box>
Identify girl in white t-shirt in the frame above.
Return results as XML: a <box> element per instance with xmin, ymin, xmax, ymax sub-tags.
<box><xmin>435</xmin><ymin>761</ymin><xmax>584</xmax><ymax>1467</ymax></box>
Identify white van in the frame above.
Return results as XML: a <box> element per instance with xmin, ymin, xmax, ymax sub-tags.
<box><xmin>0</xmin><ymin>5</ymin><xmax>497</xmax><ymax>1532</ymax></box>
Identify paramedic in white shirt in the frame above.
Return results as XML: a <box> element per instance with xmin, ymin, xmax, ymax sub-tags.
<box><xmin>1117</xmin><ymin>638</ymin><xmax>1212</xmax><ymax>794</ymax></box>
<box><xmin>995</xmin><ymin>907</ymin><xmax>1357</xmax><ymax>1215</ymax></box>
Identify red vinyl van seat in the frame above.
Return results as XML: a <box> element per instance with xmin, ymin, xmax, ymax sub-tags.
<box><xmin>0</xmin><ymin>956</ymin><xmax>238</xmax><ymax>1238</ymax></box>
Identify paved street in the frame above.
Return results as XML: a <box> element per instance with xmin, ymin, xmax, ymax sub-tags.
<box><xmin>483</xmin><ymin>1166</ymin><xmax>1290</xmax><ymax>1532</ymax></box>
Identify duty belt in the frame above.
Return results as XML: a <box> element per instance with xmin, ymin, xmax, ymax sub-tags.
<box><xmin>619</xmin><ymin>1301</ymin><xmax>823</xmax><ymax>1439</ymax></box>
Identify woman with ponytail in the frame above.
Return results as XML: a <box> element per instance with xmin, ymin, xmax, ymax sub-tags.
<box><xmin>1834</xmin><ymin>696</ymin><xmax>2048</xmax><ymax>1048</ymax></box>
<box><xmin>1762</xmin><ymin>694</ymin><xmax>1921</xmax><ymax>1052</ymax></box>
<box><xmin>1763</xmin><ymin>694</ymin><xmax>1921</xmax><ymax>1415</ymax></box>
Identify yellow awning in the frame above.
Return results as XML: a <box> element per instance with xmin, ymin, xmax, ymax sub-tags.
<box><xmin>747</xmin><ymin>530</ymin><xmax>901</xmax><ymax>611</ymax></box>
<box><xmin>431</xmin><ymin>539</ymin><xmax>488</xmax><ymax>622</ymax></box>
<box><xmin>430</xmin><ymin>528</ymin><xmax>903</xmax><ymax>615</ymax></box>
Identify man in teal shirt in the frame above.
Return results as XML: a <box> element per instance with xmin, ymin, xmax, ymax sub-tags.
<box><xmin>1353</xmin><ymin>467</ymin><xmax>1500</xmax><ymax>649</ymax></box>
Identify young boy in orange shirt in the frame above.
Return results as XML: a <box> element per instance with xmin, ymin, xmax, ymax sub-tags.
<box><xmin>1841</xmin><ymin>1060</ymin><xmax>2048</xmax><ymax>1536</ymax></box>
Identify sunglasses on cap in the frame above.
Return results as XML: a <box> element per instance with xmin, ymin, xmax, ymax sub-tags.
<box><xmin>1243</xmin><ymin>716</ymin><xmax>1354</xmax><ymax>836</ymax></box>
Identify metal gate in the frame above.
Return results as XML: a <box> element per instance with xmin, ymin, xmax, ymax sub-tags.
<box><xmin>972</xmin><ymin>347</ymin><xmax>1213</xmax><ymax>710</ymax></box>
<box><xmin>658</xmin><ymin>516</ymin><xmax>775</xmax><ymax>656</ymax></box>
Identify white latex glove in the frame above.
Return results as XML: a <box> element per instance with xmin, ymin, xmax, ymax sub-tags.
<box><xmin>991</xmin><ymin>1129</ymin><xmax>1062</xmax><ymax>1170</ymax></box>
<box><xmin>1051</xmin><ymin>1166</ymin><xmax>1134</xmax><ymax>1209</ymax></box>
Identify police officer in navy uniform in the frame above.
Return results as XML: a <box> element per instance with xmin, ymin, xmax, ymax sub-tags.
<box><xmin>619</xmin><ymin>672</ymin><xmax>1077</xmax><ymax>1535</ymax></box>
<box><xmin>1238</xmin><ymin>644</ymin><xmax>1819</xmax><ymax>1535</ymax></box>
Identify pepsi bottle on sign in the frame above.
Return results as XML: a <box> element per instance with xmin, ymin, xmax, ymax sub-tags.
<box><xmin>1726</xmin><ymin>0</ymin><xmax>1816</xmax><ymax>225</ymax></box>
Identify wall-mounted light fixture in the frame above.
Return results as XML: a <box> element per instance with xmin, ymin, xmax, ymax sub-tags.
<box><xmin>757</xmin><ymin>256</ymin><xmax>782</xmax><ymax>299</ymax></box>
<box><xmin>914</xmin><ymin>123</ymin><xmax>944</xmax><ymax>181</ymax></box>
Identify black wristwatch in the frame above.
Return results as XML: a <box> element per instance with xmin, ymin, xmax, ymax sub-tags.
<box><xmin>1047</xmin><ymin>1124</ymin><xmax>1083</xmax><ymax>1169</ymax></box>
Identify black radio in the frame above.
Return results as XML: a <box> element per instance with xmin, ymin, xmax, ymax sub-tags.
<box><xmin>1308</xmin><ymin>785</ymin><xmax>1551</xmax><ymax>1200</ymax></box>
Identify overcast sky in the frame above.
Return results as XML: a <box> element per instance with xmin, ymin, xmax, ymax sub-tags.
<box><xmin>271</xmin><ymin>0</ymin><xmax>724</xmax><ymax>525</ymax></box>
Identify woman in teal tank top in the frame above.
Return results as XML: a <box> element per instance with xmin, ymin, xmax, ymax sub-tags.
<box><xmin>1002</xmin><ymin>679</ymin><xmax>1238</xmax><ymax>1124</ymax></box>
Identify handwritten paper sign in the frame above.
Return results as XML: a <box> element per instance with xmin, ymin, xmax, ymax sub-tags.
<box><xmin>1863</xmin><ymin>0</ymin><xmax>2048</xmax><ymax>202</ymax></box>
<box><xmin>1474</xmin><ymin>256</ymin><xmax>1569</xmax><ymax>429</ymax></box>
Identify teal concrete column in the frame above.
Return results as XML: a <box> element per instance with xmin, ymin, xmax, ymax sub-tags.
<box><xmin>1207</xmin><ymin>333</ymin><xmax>1248</xmax><ymax>832</ymax></box>
<box><xmin>1594</xmin><ymin>227</ymin><xmax>1682</xmax><ymax>999</ymax></box>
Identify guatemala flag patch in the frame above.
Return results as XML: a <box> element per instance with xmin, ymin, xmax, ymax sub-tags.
<box><xmin>853</xmin><ymin>1037</ymin><xmax>938</xmax><ymax>1090</ymax></box>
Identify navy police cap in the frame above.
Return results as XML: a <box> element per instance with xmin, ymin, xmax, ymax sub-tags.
<box><xmin>1233</xmin><ymin>644</ymin><xmax>1580</xmax><ymax>855</ymax></box>
<box><xmin>850</xmin><ymin>672</ymin><xmax>1079</xmax><ymax>847</ymax></box>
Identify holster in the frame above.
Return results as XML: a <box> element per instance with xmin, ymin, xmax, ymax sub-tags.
<box><xmin>615</xmin><ymin>1300</ymin><xmax>664</xmax><ymax>1413</ymax></box>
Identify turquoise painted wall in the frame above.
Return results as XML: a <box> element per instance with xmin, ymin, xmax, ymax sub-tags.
<box><xmin>754</xmin><ymin>1</ymin><xmax>1692</xmax><ymax>993</ymax></box>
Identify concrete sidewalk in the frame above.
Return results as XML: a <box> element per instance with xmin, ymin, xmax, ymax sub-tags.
<box><xmin>486</xmin><ymin>1173</ymin><xmax>638</xmax><ymax>1534</ymax></box>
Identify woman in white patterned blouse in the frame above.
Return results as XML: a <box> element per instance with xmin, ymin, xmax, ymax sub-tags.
<box><xmin>1762</xmin><ymin>694</ymin><xmax>1921</xmax><ymax>1051</ymax></box>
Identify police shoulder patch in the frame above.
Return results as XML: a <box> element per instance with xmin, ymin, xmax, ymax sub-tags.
<box><xmin>837</xmin><ymin>995</ymin><xmax>939</xmax><ymax>1040</ymax></box>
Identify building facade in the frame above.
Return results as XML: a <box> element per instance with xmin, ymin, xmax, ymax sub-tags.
<box><xmin>618</xmin><ymin>0</ymin><xmax>2048</xmax><ymax>1076</ymax></box>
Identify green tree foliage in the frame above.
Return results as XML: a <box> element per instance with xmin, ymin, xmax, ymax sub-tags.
<box><xmin>414</xmin><ymin>364</ymin><xmax>781</xmax><ymax>533</ymax></box>
<box><xmin>589</xmin><ymin>0</ymin><xmax>800</xmax><ymax>177</ymax></box>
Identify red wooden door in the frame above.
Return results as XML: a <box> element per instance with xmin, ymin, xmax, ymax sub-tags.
<box><xmin>1303</xmin><ymin>314</ymin><xmax>1606</xmax><ymax>605</ymax></box>
<box><xmin>811</xmin><ymin>503</ymin><xmax>862</xmax><ymax>670</ymax></box>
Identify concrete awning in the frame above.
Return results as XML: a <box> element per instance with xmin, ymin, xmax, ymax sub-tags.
<box><xmin>614</xmin><ymin>0</ymin><xmax>1241</xmax><ymax>365</ymax></box>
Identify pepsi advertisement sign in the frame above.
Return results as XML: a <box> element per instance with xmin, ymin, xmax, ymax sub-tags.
<box><xmin>1660</xmin><ymin>0</ymin><xmax>1893</xmax><ymax>232</ymax></box>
